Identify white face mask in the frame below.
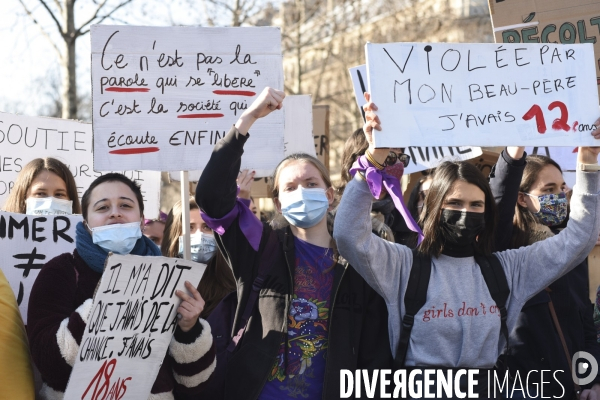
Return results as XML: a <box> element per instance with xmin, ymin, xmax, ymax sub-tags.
<box><xmin>90</xmin><ymin>221</ymin><xmax>142</xmax><ymax>255</ymax></box>
<box><xmin>179</xmin><ymin>233</ymin><xmax>217</xmax><ymax>263</ymax></box>
<box><xmin>26</xmin><ymin>197</ymin><xmax>73</xmax><ymax>216</ymax></box>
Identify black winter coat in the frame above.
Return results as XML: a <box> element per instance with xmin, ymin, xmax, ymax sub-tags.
<box><xmin>196</xmin><ymin>126</ymin><xmax>393</xmax><ymax>400</ymax></box>
<box><xmin>489</xmin><ymin>150</ymin><xmax>600</xmax><ymax>398</ymax></box>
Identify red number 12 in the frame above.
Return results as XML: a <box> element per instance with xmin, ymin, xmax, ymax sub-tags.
<box><xmin>522</xmin><ymin>101</ymin><xmax>570</xmax><ymax>134</ymax></box>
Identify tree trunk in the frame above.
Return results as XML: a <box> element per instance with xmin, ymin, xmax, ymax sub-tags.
<box><xmin>61</xmin><ymin>0</ymin><xmax>77</xmax><ymax>120</ymax></box>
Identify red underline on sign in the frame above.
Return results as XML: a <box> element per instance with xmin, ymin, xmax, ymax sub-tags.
<box><xmin>177</xmin><ymin>113</ymin><xmax>225</xmax><ymax>119</ymax></box>
<box><xmin>105</xmin><ymin>87</ymin><xmax>150</xmax><ymax>92</ymax></box>
<box><xmin>109</xmin><ymin>147</ymin><xmax>160</xmax><ymax>155</ymax></box>
<box><xmin>213</xmin><ymin>90</ymin><xmax>256</xmax><ymax>96</ymax></box>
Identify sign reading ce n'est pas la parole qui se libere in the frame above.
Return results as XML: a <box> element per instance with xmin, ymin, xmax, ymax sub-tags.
<box><xmin>366</xmin><ymin>42</ymin><xmax>599</xmax><ymax>147</ymax></box>
<box><xmin>91</xmin><ymin>25</ymin><xmax>284</xmax><ymax>175</ymax></box>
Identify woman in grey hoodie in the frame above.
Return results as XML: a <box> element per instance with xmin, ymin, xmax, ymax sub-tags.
<box><xmin>333</xmin><ymin>93</ymin><xmax>600</xmax><ymax>398</ymax></box>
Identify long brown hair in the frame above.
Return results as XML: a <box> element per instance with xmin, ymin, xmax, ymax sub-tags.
<box><xmin>4</xmin><ymin>157</ymin><xmax>81</xmax><ymax>214</ymax></box>
<box><xmin>418</xmin><ymin>161</ymin><xmax>497</xmax><ymax>257</ymax></box>
<box><xmin>338</xmin><ymin>128</ymin><xmax>369</xmax><ymax>196</ymax></box>
<box><xmin>512</xmin><ymin>155</ymin><xmax>562</xmax><ymax>249</ymax></box>
<box><xmin>161</xmin><ymin>197</ymin><xmax>235</xmax><ymax>318</ymax></box>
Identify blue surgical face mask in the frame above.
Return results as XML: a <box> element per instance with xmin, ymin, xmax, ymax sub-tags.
<box><xmin>26</xmin><ymin>197</ymin><xmax>73</xmax><ymax>215</ymax></box>
<box><xmin>278</xmin><ymin>186</ymin><xmax>329</xmax><ymax>229</ymax></box>
<box><xmin>178</xmin><ymin>233</ymin><xmax>217</xmax><ymax>263</ymax></box>
<box><xmin>90</xmin><ymin>221</ymin><xmax>142</xmax><ymax>254</ymax></box>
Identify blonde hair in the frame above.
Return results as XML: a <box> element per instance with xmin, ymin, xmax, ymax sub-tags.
<box><xmin>3</xmin><ymin>157</ymin><xmax>81</xmax><ymax>214</ymax></box>
<box><xmin>270</xmin><ymin>153</ymin><xmax>332</xmax><ymax>197</ymax></box>
<box><xmin>161</xmin><ymin>197</ymin><xmax>199</xmax><ymax>258</ymax></box>
<box><xmin>269</xmin><ymin>153</ymin><xmax>339</xmax><ymax>263</ymax></box>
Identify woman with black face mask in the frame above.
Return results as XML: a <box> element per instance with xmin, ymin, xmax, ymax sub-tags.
<box><xmin>334</xmin><ymin>93</ymin><xmax>600</xmax><ymax>398</ymax></box>
<box><xmin>489</xmin><ymin>147</ymin><xmax>600</xmax><ymax>399</ymax></box>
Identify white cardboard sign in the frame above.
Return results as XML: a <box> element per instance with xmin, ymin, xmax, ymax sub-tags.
<box><xmin>0</xmin><ymin>112</ymin><xmax>161</xmax><ymax>215</ymax></box>
<box><xmin>525</xmin><ymin>146</ymin><xmax>578</xmax><ymax>188</ymax></box>
<box><xmin>366</xmin><ymin>42</ymin><xmax>599</xmax><ymax>147</ymax></box>
<box><xmin>0</xmin><ymin>211</ymin><xmax>80</xmax><ymax>322</ymax></box>
<box><xmin>348</xmin><ymin>64</ymin><xmax>483</xmax><ymax>173</ymax></box>
<box><xmin>170</xmin><ymin>95</ymin><xmax>314</xmax><ymax>181</ymax></box>
<box><xmin>403</xmin><ymin>146</ymin><xmax>483</xmax><ymax>174</ymax></box>
<box><xmin>64</xmin><ymin>254</ymin><xmax>206</xmax><ymax>400</ymax></box>
<box><xmin>91</xmin><ymin>25</ymin><xmax>285</xmax><ymax>176</ymax></box>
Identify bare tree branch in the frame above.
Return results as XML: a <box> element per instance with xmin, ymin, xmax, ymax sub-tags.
<box><xmin>204</xmin><ymin>0</ymin><xmax>235</xmax><ymax>14</ymax></box>
<box><xmin>52</xmin><ymin>0</ymin><xmax>62</xmax><ymax>13</ymax></box>
<box><xmin>37</xmin><ymin>0</ymin><xmax>65</xmax><ymax>35</ymax></box>
<box><xmin>76</xmin><ymin>0</ymin><xmax>110</xmax><ymax>33</ymax></box>
<box><xmin>16</xmin><ymin>0</ymin><xmax>63</xmax><ymax>59</ymax></box>
<box><xmin>77</xmin><ymin>0</ymin><xmax>134</xmax><ymax>36</ymax></box>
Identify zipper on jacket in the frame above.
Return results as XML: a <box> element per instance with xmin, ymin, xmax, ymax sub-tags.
<box><xmin>321</xmin><ymin>263</ymin><xmax>348</xmax><ymax>400</ymax></box>
<box><xmin>254</xmin><ymin>237</ymin><xmax>296</xmax><ymax>400</ymax></box>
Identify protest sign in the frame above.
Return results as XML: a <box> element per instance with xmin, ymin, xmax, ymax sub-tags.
<box><xmin>64</xmin><ymin>253</ymin><xmax>206</xmax><ymax>400</ymax></box>
<box><xmin>247</xmin><ymin>105</ymin><xmax>330</xmax><ymax>198</ymax></box>
<box><xmin>365</xmin><ymin>42</ymin><xmax>599</xmax><ymax>147</ymax></box>
<box><xmin>170</xmin><ymin>95</ymin><xmax>315</xmax><ymax>182</ymax></box>
<box><xmin>403</xmin><ymin>146</ymin><xmax>483</xmax><ymax>174</ymax></box>
<box><xmin>349</xmin><ymin>65</ymin><xmax>369</xmax><ymax>120</ymax></box>
<box><xmin>91</xmin><ymin>25</ymin><xmax>284</xmax><ymax>176</ymax></box>
<box><xmin>348</xmin><ymin>64</ymin><xmax>483</xmax><ymax>174</ymax></box>
<box><xmin>488</xmin><ymin>0</ymin><xmax>600</xmax><ymax>98</ymax></box>
<box><xmin>525</xmin><ymin>146</ymin><xmax>578</xmax><ymax>170</ymax></box>
<box><xmin>0</xmin><ymin>211</ymin><xmax>80</xmax><ymax>322</ymax></box>
<box><xmin>525</xmin><ymin>146</ymin><xmax>578</xmax><ymax>188</ymax></box>
<box><xmin>404</xmin><ymin>149</ymin><xmax>501</xmax><ymax>196</ymax></box>
<box><xmin>0</xmin><ymin>112</ymin><xmax>161</xmax><ymax>214</ymax></box>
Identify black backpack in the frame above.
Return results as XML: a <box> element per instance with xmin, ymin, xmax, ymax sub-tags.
<box><xmin>203</xmin><ymin>230</ymin><xmax>280</xmax><ymax>399</ymax></box>
<box><xmin>394</xmin><ymin>249</ymin><xmax>510</xmax><ymax>369</ymax></box>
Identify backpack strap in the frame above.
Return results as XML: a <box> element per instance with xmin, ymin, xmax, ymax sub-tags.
<box><xmin>474</xmin><ymin>254</ymin><xmax>510</xmax><ymax>350</ymax></box>
<box><xmin>227</xmin><ymin>230</ymin><xmax>280</xmax><ymax>352</ymax></box>
<box><xmin>394</xmin><ymin>249</ymin><xmax>432</xmax><ymax>369</ymax></box>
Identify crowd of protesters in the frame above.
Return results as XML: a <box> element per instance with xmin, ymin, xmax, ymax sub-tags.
<box><xmin>1</xmin><ymin>86</ymin><xmax>600</xmax><ymax>400</ymax></box>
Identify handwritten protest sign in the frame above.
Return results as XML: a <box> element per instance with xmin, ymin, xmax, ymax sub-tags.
<box><xmin>525</xmin><ymin>146</ymin><xmax>578</xmax><ymax>188</ymax></box>
<box><xmin>0</xmin><ymin>211</ymin><xmax>80</xmax><ymax>322</ymax></box>
<box><xmin>170</xmin><ymin>95</ymin><xmax>315</xmax><ymax>181</ymax></box>
<box><xmin>488</xmin><ymin>0</ymin><xmax>600</xmax><ymax>98</ymax></box>
<box><xmin>366</xmin><ymin>42</ymin><xmax>599</xmax><ymax>147</ymax></box>
<box><xmin>64</xmin><ymin>254</ymin><xmax>206</xmax><ymax>400</ymax></box>
<box><xmin>348</xmin><ymin>64</ymin><xmax>483</xmax><ymax>173</ymax></box>
<box><xmin>403</xmin><ymin>146</ymin><xmax>483</xmax><ymax>174</ymax></box>
<box><xmin>91</xmin><ymin>25</ymin><xmax>284</xmax><ymax>176</ymax></box>
<box><xmin>0</xmin><ymin>112</ymin><xmax>161</xmax><ymax>214</ymax></box>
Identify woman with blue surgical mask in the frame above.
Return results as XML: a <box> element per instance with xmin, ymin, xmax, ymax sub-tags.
<box><xmin>196</xmin><ymin>87</ymin><xmax>392</xmax><ymax>400</ymax></box>
<box><xmin>3</xmin><ymin>157</ymin><xmax>81</xmax><ymax>215</ymax></box>
<box><xmin>27</xmin><ymin>173</ymin><xmax>216</xmax><ymax>399</ymax></box>
<box><xmin>161</xmin><ymin>197</ymin><xmax>235</xmax><ymax>318</ymax></box>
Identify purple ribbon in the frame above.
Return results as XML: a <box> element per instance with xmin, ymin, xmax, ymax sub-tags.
<box><xmin>350</xmin><ymin>155</ymin><xmax>424</xmax><ymax>245</ymax></box>
<box><xmin>200</xmin><ymin>188</ymin><xmax>263</xmax><ymax>251</ymax></box>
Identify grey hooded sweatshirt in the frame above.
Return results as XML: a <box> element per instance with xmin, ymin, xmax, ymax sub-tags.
<box><xmin>333</xmin><ymin>170</ymin><xmax>600</xmax><ymax>368</ymax></box>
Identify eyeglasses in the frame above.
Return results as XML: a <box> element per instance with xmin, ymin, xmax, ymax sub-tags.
<box><xmin>385</xmin><ymin>151</ymin><xmax>411</xmax><ymax>168</ymax></box>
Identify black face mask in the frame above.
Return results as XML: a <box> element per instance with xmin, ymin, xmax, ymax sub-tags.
<box><xmin>440</xmin><ymin>209</ymin><xmax>485</xmax><ymax>247</ymax></box>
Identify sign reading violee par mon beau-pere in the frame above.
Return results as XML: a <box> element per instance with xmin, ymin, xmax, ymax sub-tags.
<box><xmin>64</xmin><ymin>254</ymin><xmax>206</xmax><ymax>400</ymax></box>
<box><xmin>366</xmin><ymin>42</ymin><xmax>599</xmax><ymax>147</ymax></box>
<box><xmin>91</xmin><ymin>25</ymin><xmax>284</xmax><ymax>174</ymax></box>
